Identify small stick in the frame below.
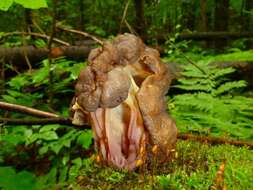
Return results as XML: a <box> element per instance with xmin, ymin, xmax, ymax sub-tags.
<box><xmin>119</xmin><ymin>0</ymin><xmax>131</xmax><ymax>33</ymax></box>
<box><xmin>124</xmin><ymin>19</ymin><xmax>138</xmax><ymax>35</ymax></box>
<box><xmin>0</xmin><ymin>117</ymin><xmax>89</xmax><ymax>129</ymax></box>
<box><xmin>0</xmin><ymin>101</ymin><xmax>60</xmax><ymax>118</ymax></box>
<box><xmin>1</xmin><ymin>32</ymin><xmax>70</xmax><ymax>46</ymax></box>
<box><xmin>57</xmin><ymin>26</ymin><xmax>104</xmax><ymax>45</ymax></box>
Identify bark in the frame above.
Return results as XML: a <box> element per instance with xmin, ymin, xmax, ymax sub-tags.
<box><xmin>79</xmin><ymin>0</ymin><xmax>85</xmax><ymax>30</ymax></box>
<box><xmin>134</xmin><ymin>0</ymin><xmax>146</xmax><ymax>36</ymax></box>
<box><xmin>0</xmin><ymin>45</ymin><xmax>92</xmax><ymax>68</ymax></box>
<box><xmin>152</xmin><ymin>32</ymin><xmax>253</xmax><ymax>44</ymax></box>
<box><xmin>199</xmin><ymin>0</ymin><xmax>208</xmax><ymax>47</ymax></box>
<box><xmin>181</xmin><ymin>1</ymin><xmax>195</xmax><ymax>31</ymax></box>
<box><xmin>243</xmin><ymin>0</ymin><xmax>253</xmax><ymax>48</ymax></box>
<box><xmin>176</xmin><ymin>32</ymin><xmax>253</xmax><ymax>41</ymax></box>
<box><xmin>214</xmin><ymin>0</ymin><xmax>229</xmax><ymax>50</ymax></box>
<box><xmin>199</xmin><ymin>0</ymin><xmax>208</xmax><ymax>33</ymax></box>
<box><xmin>24</xmin><ymin>9</ymin><xmax>33</xmax><ymax>33</ymax></box>
<box><xmin>242</xmin><ymin>0</ymin><xmax>253</xmax><ymax>32</ymax></box>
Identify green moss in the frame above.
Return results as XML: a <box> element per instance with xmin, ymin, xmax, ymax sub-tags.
<box><xmin>75</xmin><ymin>140</ymin><xmax>253</xmax><ymax>190</ymax></box>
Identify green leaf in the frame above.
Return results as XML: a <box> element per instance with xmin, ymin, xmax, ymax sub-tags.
<box><xmin>0</xmin><ymin>167</ymin><xmax>42</xmax><ymax>190</ymax></box>
<box><xmin>2</xmin><ymin>95</ymin><xmax>17</xmax><ymax>103</ymax></box>
<box><xmin>0</xmin><ymin>167</ymin><xmax>17</xmax><ymax>190</ymax></box>
<box><xmin>7</xmin><ymin>75</ymin><xmax>30</xmax><ymax>90</ymax></box>
<box><xmin>58</xmin><ymin>167</ymin><xmax>68</xmax><ymax>183</ymax></box>
<box><xmin>50</xmin><ymin>143</ymin><xmax>62</xmax><ymax>154</ymax></box>
<box><xmin>32</xmin><ymin>67</ymin><xmax>49</xmax><ymax>84</ymax></box>
<box><xmin>39</xmin><ymin>124</ymin><xmax>61</xmax><ymax>132</ymax></box>
<box><xmin>39</xmin><ymin>131</ymin><xmax>58</xmax><ymax>141</ymax></box>
<box><xmin>77</xmin><ymin>130</ymin><xmax>93</xmax><ymax>149</ymax></box>
<box><xmin>14</xmin><ymin>0</ymin><xmax>47</xmax><ymax>9</ymax></box>
<box><xmin>72</xmin><ymin>157</ymin><xmax>82</xmax><ymax>166</ymax></box>
<box><xmin>0</xmin><ymin>0</ymin><xmax>13</xmax><ymax>11</ymax></box>
<box><xmin>1</xmin><ymin>134</ymin><xmax>25</xmax><ymax>145</ymax></box>
<box><xmin>214</xmin><ymin>81</ymin><xmax>247</xmax><ymax>95</ymax></box>
<box><xmin>39</xmin><ymin>146</ymin><xmax>48</xmax><ymax>155</ymax></box>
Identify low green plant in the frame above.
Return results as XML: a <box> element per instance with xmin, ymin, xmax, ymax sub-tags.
<box><xmin>0</xmin><ymin>57</ymin><xmax>93</xmax><ymax>188</ymax></box>
<box><xmin>169</xmin><ymin>60</ymin><xmax>253</xmax><ymax>140</ymax></box>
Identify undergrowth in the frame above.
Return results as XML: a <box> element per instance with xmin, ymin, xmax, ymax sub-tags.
<box><xmin>167</xmin><ymin>54</ymin><xmax>253</xmax><ymax>140</ymax></box>
<box><xmin>0</xmin><ymin>49</ymin><xmax>253</xmax><ymax>189</ymax></box>
<box><xmin>1</xmin><ymin>140</ymin><xmax>252</xmax><ymax>190</ymax></box>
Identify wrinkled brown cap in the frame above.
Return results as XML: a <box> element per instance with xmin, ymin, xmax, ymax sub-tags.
<box><xmin>74</xmin><ymin>34</ymin><xmax>146</xmax><ymax>112</ymax></box>
<box><xmin>72</xmin><ymin>33</ymin><xmax>177</xmax><ymax>167</ymax></box>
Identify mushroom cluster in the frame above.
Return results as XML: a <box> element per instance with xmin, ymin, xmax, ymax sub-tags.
<box><xmin>71</xmin><ymin>34</ymin><xmax>177</xmax><ymax>170</ymax></box>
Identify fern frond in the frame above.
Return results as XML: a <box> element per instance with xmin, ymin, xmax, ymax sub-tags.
<box><xmin>173</xmin><ymin>84</ymin><xmax>212</xmax><ymax>92</ymax></box>
<box><xmin>209</xmin><ymin>67</ymin><xmax>236</xmax><ymax>80</ymax></box>
<box><xmin>213</xmin><ymin>81</ymin><xmax>247</xmax><ymax>96</ymax></box>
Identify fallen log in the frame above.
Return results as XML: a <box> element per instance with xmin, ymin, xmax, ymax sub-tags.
<box><xmin>152</xmin><ymin>32</ymin><xmax>253</xmax><ymax>42</ymax></box>
<box><xmin>0</xmin><ymin>45</ymin><xmax>94</xmax><ymax>68</ymax></box>
<box><xmin>177</xmin><ymin>32</ymin><xmax>253</xmax><ymax>41</ymax></box>
<box><xmin>178</xmin><ymin>133</ymin><xmax>253</xmax><ymax>149</ymax></box>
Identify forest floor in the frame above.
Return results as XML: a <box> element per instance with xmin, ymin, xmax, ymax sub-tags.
<box><xmin>76</xmin><ymin>140</ymin><xmax>253</xmax><ymax>190</ymax></box>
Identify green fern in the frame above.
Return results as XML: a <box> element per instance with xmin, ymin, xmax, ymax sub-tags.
<box><xmin>169</xmin><ymin>61</ymin><xmax>253</xmax><ymax>140</ymax></box>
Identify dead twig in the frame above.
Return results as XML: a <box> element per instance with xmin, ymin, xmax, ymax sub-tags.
<box><xmin>124</xmin><ymin>19</ymin><xmax>138</xmax><ymax>35</ymax></box>
<box><xmin>0</xmin><ymin>117</ymin><xmax>89</xmax><ymax>129</ymax></box>
<box><xmin>178</xmin><ymin>133</ymin><xmax>253</xmax><ymax>149</ymax></box>
<box><xmin>0</xmin><ymin>101</ymin><xmax>60</xmax><ymax>118</ymax></box>
<box><xmin>1</xmin><ymin>32</ymin><xmax>70</xmax><ymax>46</ymax></box>
<box><xmin>57</xmin><ymin>26</ymin><xmax>104</xmax><ymax>45</ymax></box>
<box><xmin>119</xmin><ymin>0</ymin><xmax>131</xmax><ymax>33</ymax></box>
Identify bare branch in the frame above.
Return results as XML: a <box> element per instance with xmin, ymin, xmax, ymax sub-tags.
<box><xmin>47</xmin><ymin>0</ymin><xmax>57</xmax><ymax>109</ymax></box>
<box><xmin>124</xmin><ymin>19</ymin><xmax>138</xmax><ymax>35</ymax></box>
<box><xmin>1</xmin><ymin>32</ymin><xmax>70</xmax><ymax>46</ymax></box>
<box><xmin>0</xmin><ymin>117</ymin><xmax>89</xmax><ymax>129</ymax></box>
<box><xmin>119</xmin><ymin>0</ymin><xmax>131</xmax><ymax>33</ymax></box>
<box><xmin>0</xmin><ymin>101</ymin><xmax>60</xmax><ymax>118</ymax></box>
<box><xmin>57</xmin><ymin>26</ymin><xmax>104</xmax><ymax>45</ymax></box>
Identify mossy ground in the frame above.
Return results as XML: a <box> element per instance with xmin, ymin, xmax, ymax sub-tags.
<box><xmin>74</xmin><ymin>140</ymin><xmax>253</xmax><ymax>190</ymax></box>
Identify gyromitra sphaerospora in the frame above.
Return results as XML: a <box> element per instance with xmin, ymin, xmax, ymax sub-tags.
<box><xmin>71</xmin><ymin>34</ymin><xmax>177</xmax><ymax>170</ymax></box>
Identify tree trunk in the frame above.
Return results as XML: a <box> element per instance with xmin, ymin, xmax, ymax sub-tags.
<box><xmin>0</xmin><ymin>46</ymin><xmax>93</xmax><ymax>69</ymax></box>
<box><xmin>24</xmin><ymin>9</ymin><xmax>33</xmax><ymax>33</ymax></box>
<box><xmin>79</xmin><ymin>0</ymin><xmax>85</xmax><ymax>30</ymax></box>
<box><xmin>199</xmin><ymin>0</ymin><xmax>208</xmax><ymax>47</ymax></box>
<box><xmin>243</xmin><ymin>0</ymin><xmax>253</xmax><ymax>48</ymax></box>
<box><xmin>134</xmin><ymin>0</ymin><xmax>146</xmax><ymax>37</ymax></box>
<box><xmin>181</xmin><ymin>1</ymin><xmax>195</xmax><ymax>31</ymax></box>
<box><xmin>214</xmin><ymin>0</ymin><xmax>229</xmax><ymax>50</ymax></box>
